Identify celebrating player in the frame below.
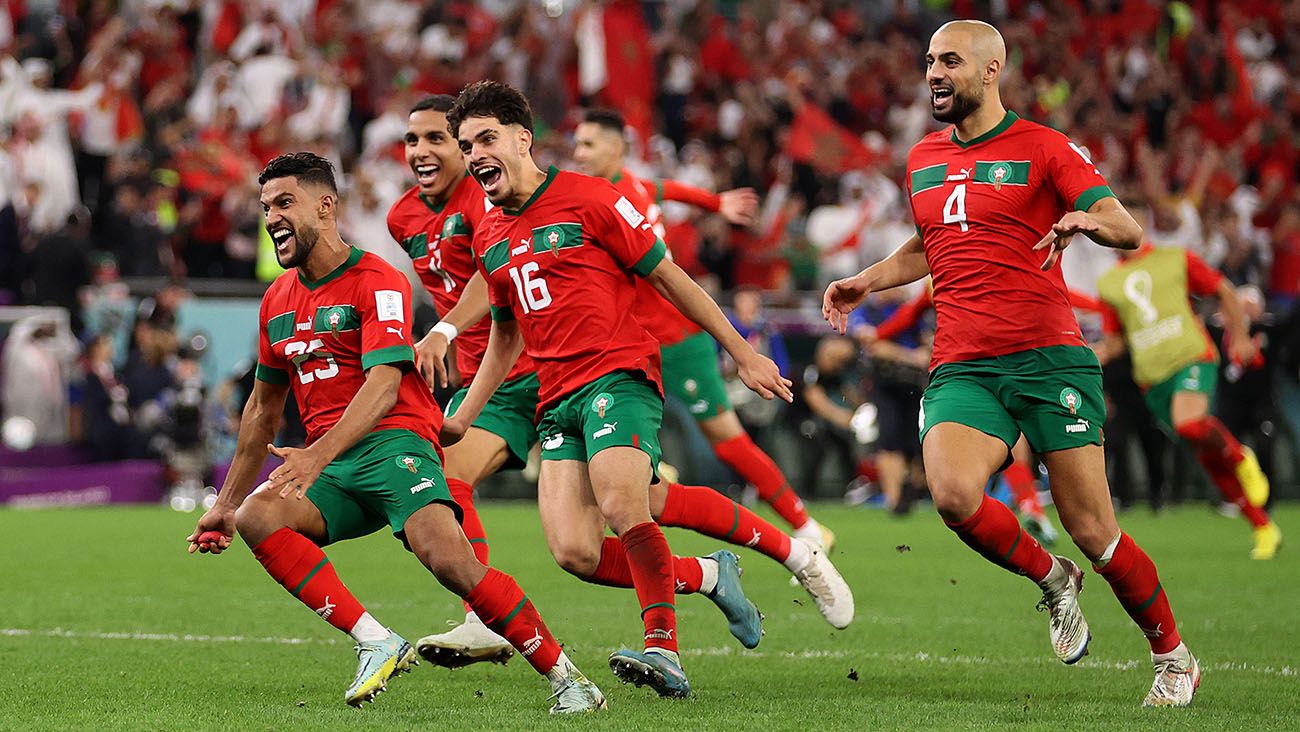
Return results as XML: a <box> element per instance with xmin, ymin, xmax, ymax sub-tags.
<box><xmin>823</xmin><ymin>21</ymin><xmax>1199</xmax><ymax>706</ymax></box>
<box><xmin>1093</xmin><ymin>203</ymin><xmax>1281</xmax><ymax>559</ymax></box>
<box><xmin>186</xmin><ymin>152</ymin><xmax>606</xmax><ymax>714</ymax></box>
<box><xmin>390</xmin><ymin>97</ymin><xmax>853</xmax><ymax>668</ymax></box>
<box><xmin>446</xmin><ymin>80</ymin><xmax>792</xmax><ymax>699</ymax></box>
<box><xmin>572</xmin><ymin>109</ymin><xmax>835</xmax><ymax>549</ymax></box>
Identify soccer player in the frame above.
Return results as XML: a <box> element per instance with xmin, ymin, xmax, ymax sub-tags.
<box><xmin>1093</xmin><ymin>208</ymin><xmax>1281</xmax><ymax>559</ymax></box>
<box><xmin>186</xmin><ymin>152</ymin><xmax>605</xmax><ymax>714</ymax></box>
<box><xmin>823</xmin><ymin>21</ymin><xmax>1199</xmax><ymax>707</ymax></box>
<box><xmin>446</xmin><ymin>80</ymin><xmax>792</xmax><ymax>698</ymax></box>
<box><xmin>390</xmin><ymin>98</ymin><xmax>854</xmax><ymax>668</ymax></box>
<box><xmin>572</xmin><ymin>108</ymin><xmax>835</xmax><ymax>549</ymax></box>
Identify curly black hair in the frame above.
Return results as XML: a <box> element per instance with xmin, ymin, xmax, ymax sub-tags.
<box><xmin>257</xmin><ymin>152</ymin><xmax>337</xmax><ymax>193</ymax></box>
<box><xmin>447</xmin><ymin>80</ymin><xmax>534</xmax><ymax>140</ymax></box>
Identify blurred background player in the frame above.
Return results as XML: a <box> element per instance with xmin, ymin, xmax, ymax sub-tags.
<box><xmin>824</xmin><ymin>21</ymin><xmax>1198</xmax><ymax>707</ymax></box>
<box><xmin>393</xmin><ymin>96</ymin><xmax>853</xmax><ymax>668</ymax></box>
<box><xmin>1094</xmin><ymin>199</ymin><xmax>1282</xmax><ymax>559</ymax></box>
<box><xmin>573</xmin><ymin>108</ymin><xmax>835</xmax><ymax>550</ymax></box>
<box><xmin>446</xmin><ymin>80</ymin><xmax>792</xmax><ymax>699</ymax></box>
<box><xmin>187</xmin><ymin>152</ymin><xmax>605</xmax><ymax>714</ymax></box>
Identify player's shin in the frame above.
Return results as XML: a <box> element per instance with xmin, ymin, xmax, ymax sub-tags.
<box><xmin>252</xmin><ymin>527</ymin><xmax>379</xmax><ymax>640</ymax></box>
<box><xmin>1093</xmin><ymin>532</ymin><xmax>1182</xmax><ymax>654</ymax></box>
<box><xmin>619</xmin><ymin>522</ymin><xmax>679</xmax><ymax>655</ymax></box>
<box><xmin>656</xmin><ymin>482</ymin><xmax>804</xmax><ymax>570</ymax></box>
<box><xmin>463</xmin><ymin>567</ymin><xmax>565</xmax><ymax>675</ymax></box>
<box><xmin>591</xmin><ymin>536</ymin><xmax>710</xmax><ymax>593</ymax></box>
<box><xmin>945</xmin><ymin>494</ymin><xmax>1055</xmax><ymax>582</ymax></box>
<box><xmin>448</xmin><ymin>477</ymin><xmax>493</xmax><ymax>615</ymax></box>
<box><xmin>712</xmin><ymin>433</ymin><xmax>811</xmax><ymax>530</ymax></box>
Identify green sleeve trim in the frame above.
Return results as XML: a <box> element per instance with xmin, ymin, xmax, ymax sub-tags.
<box><xmin>255</xmin><ymin>363</ymin><xmax>290</xmax><ymax>385</ymax></box>
<box><xmin>361</xmin><ymin>344</ymin><xmax>414</xmax><ymax>371</ymax></box>
<box><xmin>632</xmin><ymin>239</ymin><xmax>668</xmax><ymax>277</ymax></box>
<box><xmin>490</xmin><ymin>304</ymin><xmax>516</xmax><ymax>322</ymax></box>
<box><xmin>1073</xmin><ymin>185</ymin><xmax>1114</xmax><ymax>212</ymax></box>
<box><xmin>914</xmin><ymin>224</ymin><xmax>923</xmax><ymax>240</ymax></box>
<box><xmin>655</xmin><ymin>179</ymin><xmax>665</xmax><ymax>205</ymax></box>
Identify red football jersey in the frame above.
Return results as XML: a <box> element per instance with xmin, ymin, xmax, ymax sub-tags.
<box><xmin>906</xmin><ymin>111</ymin><xmax>1115</xmax><ymax>367</ymax></box>
<box><xmin>612</xmin><ymin>169</ymin><xmax>700</xmax><ymax>346</ymax></box>
<box><xmin>255</xmin><ymin>247</ymin><xmax>441</xmax><ymax>445</ymax></box>
<box><xmin>474</xmin><ymin>167</ymin><xmax>667</xmax><ymax>412</ymax></box>
<box><xmin>386</xmin><ymin>175</ymin><xmax>534</xmax><ymax>382</ymax></box>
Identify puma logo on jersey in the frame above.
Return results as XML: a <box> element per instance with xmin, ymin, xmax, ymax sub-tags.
<box><xmin>511</xmin><ymin>241</ymin><xmax>530</xmax><ymax>256</ymax></box>
<box><xmin>315</xmin><ymin>596</ymin><xmax>336</xmax><ymax>621</ymax></box>
<box><xmin>387</xmin><ymin>326</ymin><xmax>404</xmax><ymax>338</ymax></box>
<box><xmin>296</xmin><ymin>321</ymin><xmax>312</xmax><ymax>331</ymax></box>
<box><xmin>593</xmin><ymin>422</ymin><xmax>618</xmax><ymax>439</ymax></box>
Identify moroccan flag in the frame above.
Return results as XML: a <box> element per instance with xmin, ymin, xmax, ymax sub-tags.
<box><xmin>786</xmin><ymin>102</ymin><xmax>877</xmax><ymax>174</ymax></box>
<box><xmin>576</xmin><ymin>0</ymin><xmax>655</xmax><ymax>145</ymax></box>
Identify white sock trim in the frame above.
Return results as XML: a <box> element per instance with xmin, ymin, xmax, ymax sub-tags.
<box><xmin>545</xmin><ymin>651</ymin><xmax>575</xmax><ymax>690</ymax></box>
<box><xmin>1097</xmin><ymin>533</ymin><xmax>1122</xmax><ymax>566</ymax></box>
<box><xmin>348</xmin><ymin>612</ymin><xmax>389</xmax><ymax>643</ymax></box>
<box><xmin>698</xmin><ymin>557</ymin><xmax>719</xmax><ymax>595</ymax></box>
<box><xmin>783</xmin><ymin>536</ymin><xmax>813</xmax><ymax>572</ymax></box>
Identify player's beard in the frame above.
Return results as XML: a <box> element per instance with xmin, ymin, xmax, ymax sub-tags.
<box><xmin>932</xmin><ymin>84</ymin><xmax>983</xmax><ymax>124</ymax></box>
<box><xmin>278</xmin><ymin>223</ymin><xmax>319</xmax><ymax>269</ymax></box>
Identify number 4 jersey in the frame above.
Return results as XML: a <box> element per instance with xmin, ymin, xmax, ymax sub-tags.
<box><xmin>473</xmin><ymin>166</ymin><xmax>668</xmax><ymax>413</ymax></box>
<box><xmin>255</xmin><ymin>246</ymin><xmax>442</xmax><ymax>445</ymax></box>
<box><xmin>907</xmin><ymin>110</ymin><xmax>1115</xmax><ymax>368</ymax></box>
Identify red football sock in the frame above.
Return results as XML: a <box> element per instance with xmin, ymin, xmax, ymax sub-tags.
<box><xmin>945</xmin><ymin>494</ymin><xmax>1055</xmax><ymax>582</ymax></box>
<box><xmin>619</xmin><ymin>522</ymin><xmax>679</xmax><ymax>653</ymax></box>
<box><xmin>251</xmin><ymin>528</ymin><xmax>365</xmax><ymax>634</ymax></box>
<box><xmin>1093</xmin><ymin>533</ymin><xmax>1182</xmax><ymax>654</ymax></box>
<box><xmin>1003</xmin><ymin>460</ymin><xmax>1043</xmax><ymax>516</ymax></box>
<box><xmin>464</xmin><ymin>568</ymin><xmax>562</xmax><ymax>674</ymax></box>
<box><xmin>1176</xmin><ymin>418</ymin><xmax>1270</xmax><ymax>528</ymax></box>
<box><xmin>448</xmin><ymin>478</ymin><xmax>491</xmax><ymax>614</ymax></box>
<box><xmin>591</xmin><ymin>537</ymin><xmax>703</xmax><ymax>593</ymax></box>
<box><xmin>658</xmin><ymin>482</ymin><xmax>793</xmax><ymax>563</ymax></box>
<box><xmin>713</xmin><ymin>433</ymin><xmax>810</xmax><ymax>529</ymax></box>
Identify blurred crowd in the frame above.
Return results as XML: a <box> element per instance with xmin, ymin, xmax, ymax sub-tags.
<box><xmin>1</xmin><ymin>0</ymin><xmax>1299</xmax><ymax>505</ymax></box>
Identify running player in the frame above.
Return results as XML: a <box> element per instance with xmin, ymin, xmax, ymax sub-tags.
<box><xmin>446</xmin><ymin>80</ymin><xmax>792</xmax><ymax>699</ymax></box>
<box><xmin>186</xmin><ymin>152</ymin><xmax>605</xmax><ymax>714</ymax></box>
<box><xmin>572</xmin><ymin>109</ymin><xmax>834</xmax><ymax>549</ymax></box>
<box><xmin>391</xmin><ymin>98</ymin><xmax>853</xmax><ymax>668</ymax></box>
<box><xmin>823</xmin><ymin>21</ymin><xmax>1199</xmax><ymax>707</ymax></box>
<box><xmin>1093</xmin><ymin>203</ymin><xmax>1281</xmax><ymax>559</ymax></box>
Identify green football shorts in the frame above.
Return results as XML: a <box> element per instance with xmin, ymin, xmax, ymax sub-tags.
<box><xmin>1143</xmin><ymin>360</ymin><xmax>1217</xmax><ymax>434</ymax></box>
<box><xmin>919</xmin><ymin>345</ymin><xmax>1105</xmax><ymax>455</ymax></box>
<box><xmin>536</xmin><ymin>370</ymin><xmax>663</xmax><ymax>472</ymax></box>
<box><xmin>445</xmin><ymin>372</ymin><xmax>540</xmax><ymax>469</ymax></box>
<box><xmin>661</xmin><ymin>332</ymin><xmax>732</xmax><ymax>420</ymax></box>
<box><xmin>305</xmin><ymin>428</ymin><xmax>459</xmax><ymax>547</ymax></box>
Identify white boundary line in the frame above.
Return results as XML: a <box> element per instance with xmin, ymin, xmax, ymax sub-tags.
<box><xmin>3</xmin><ymin>627</ymin><xmax>1295</xmax><ymax>678</ymax></box>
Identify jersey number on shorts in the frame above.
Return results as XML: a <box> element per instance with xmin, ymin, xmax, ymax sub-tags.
<box><xmin>284</xmin><ymin>338</ymin><xmax>340</xmax><ymax>384</ymax></box>
<box><xmin>508</xmin><ymin>262</ymin><xmax>553</xmax><ymax>314</ymax></box>
<box><xmin>943</xmin><ymin>184</ymin><xmax>968</xmax><ymax>232</ymax></box>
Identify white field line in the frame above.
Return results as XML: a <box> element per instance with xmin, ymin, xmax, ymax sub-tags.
<box><xmin>3</xmin><ymin>627</ymin><xmax>1295</xmax><ymax>679</ymax></box>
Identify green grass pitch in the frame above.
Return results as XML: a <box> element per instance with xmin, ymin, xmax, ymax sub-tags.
<box><xmin>1</xmin><ymin>502</ymin><xmax>1296</xmax><ymax>730</ymax></box>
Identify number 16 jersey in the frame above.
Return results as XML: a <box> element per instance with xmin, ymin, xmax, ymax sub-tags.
<box><xmin>907</xmin><ymin>111</ymin><xmax>1114</xmax><ymax>368</ymax></box>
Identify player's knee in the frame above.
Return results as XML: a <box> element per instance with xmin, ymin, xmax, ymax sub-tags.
<box><xmin>234</xmin><ymin>492</ymin><xmax>285</xmax><ymax>547</ymax></box>
<box><xmin>927</xmin><ymin>473</ymin><xmax>984</xmax><ymax>523</ymax></box>
<box><xmin>1063</xmin><ymin>517</ymin><xmax>1115</xmax><ymax>560</ymax></box>
<box><xmin>550</xmin><ymin>541</ymin><xmax>600</xmax><ymax>578</ymax></box>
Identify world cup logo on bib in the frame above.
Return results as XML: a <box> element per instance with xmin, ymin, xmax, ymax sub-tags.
<box><xmin>1059</xmin><ymin>387</ymin><xmax>1082</xmax><ymax>415</ymax></box>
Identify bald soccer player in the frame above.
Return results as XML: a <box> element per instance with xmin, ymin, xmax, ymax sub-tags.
<box><xmin>823</xmin><ymin>21</ymin><xmax>1199</xmax><ymax>707</ymax></box>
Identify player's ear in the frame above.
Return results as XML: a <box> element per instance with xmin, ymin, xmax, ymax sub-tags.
<box><xmin>318</xmin><ymin>191</ymin><xmax>335</xmax><ymax>220</ymax></box>
<box><xmin>983</xmin><ymin>58</ymin><xmax>1001</xmax><ymax>86</ymax></box>
<box><xmin>517</xmin><ymin>127</ymin><xmax>533</xmax><ymax>157</ymax></box>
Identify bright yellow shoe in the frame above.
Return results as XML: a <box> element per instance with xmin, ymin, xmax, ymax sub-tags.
<box><xmin>1236</xmin><ymin>447</ymin><xmax>1270</xmax><ymax>508</ymax></box>
<box><xmin>1251</xmin><ymin>522</ymin><xmax>1282</xmax><ymax>560</ymax></box>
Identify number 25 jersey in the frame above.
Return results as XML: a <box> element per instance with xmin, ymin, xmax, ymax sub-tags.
<box><xmin>473</xmin><ymin>167</ymin><xmax>668</xmax><ymax>413</ymax></box>
<box><xmin>907</xmin><ymin>111</ymin><xmax>1115</xmax><ymax>368</ymax></box>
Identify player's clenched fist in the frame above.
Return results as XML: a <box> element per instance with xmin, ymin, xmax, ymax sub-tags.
<box><xmin>822</xmin><ymin>274</ymin><xmax>873</xmax><ymax>334</ymax></box>
<box><xmin>187</xmin><ymin>506</ymin><xmax>235</xmax><ymax>554</ymax></box>
<box><xmin>736</xmin><ymin>351</ymin><xmax>794</xmax><ymax>403</ymax></box>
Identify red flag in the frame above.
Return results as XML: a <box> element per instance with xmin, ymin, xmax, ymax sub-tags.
<box><xmin>600</xmin><ymin>0</ymin><xmax>655</xmax><ymax>145</ymax></box>
<box><xmin>786</xmin><ymin>102</ymin><xmax>877</xmax><ymax>174</ymax></box>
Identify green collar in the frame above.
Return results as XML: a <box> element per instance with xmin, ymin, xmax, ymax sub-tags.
<box><xmin>299</xmin><ymin>245</ymin><xmax>362</xmax><ymax>290</ymax></box>
<box><xmin>418</xmin><ymin>173</ymin><xmax>472</xmax><ymax>214</ymax></box>
<box><xmin>950</xmin><ymin>110</ymin><xmax>1019</xmax><ymax>149</ymax></box>
<box><xmin>610</xmin><ymin>170</ymin><xmax>624</xmax><ymax>184</ymax></box>
<box><xmin>503</xmin><ymin>166</ymin><xmax>559</xmax><ymax>216</ymax></box>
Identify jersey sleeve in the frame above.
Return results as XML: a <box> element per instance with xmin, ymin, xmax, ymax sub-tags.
<box><xmin>1184</xmin><ymin>250</ymin><xmax>1224</xmax><ymax>296</ymax></box>
<box><xmin>1066</xmin><ymin>289</ymin><xmax>1103</xmax><ymax>313</ymax></box>
<box><xmin>587</xmin><ymin>182</ymin><xmax>667</xmax><ymax>277</ymax></box>
<box><xmin>1040</xmin><ymin>130</ymin><xmax>1114</xmax><ymax>212</ymax></box>
<box><xmin>255</xmin><ymin>291</ymin><xmax>291</xmax><ymax>385</ymax></box>
<box><xmin>1099</xmin><ymin>300</ymin><xmax>1123</xmax><ymax>336</ymax></box>
<box><xmin>475</xmin><ymin>235</ymin><xmax>516</xmax><ymax>322</ymax></box>
<box><xmin>357</xmin><ymin>268</ymin><xmax>417</xmax><ymax>371</ymax></box>
<box><xmin>658</xmin><ymin>179</ymin><xmax>721</xmax><ymax>212</ymax></box>
<box><xmin>876</xmin><ymin>290</ymin><xmax>933</xmax><ymax>342</ymax></box>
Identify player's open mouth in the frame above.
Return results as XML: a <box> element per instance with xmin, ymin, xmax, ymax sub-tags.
<box><xmin>931</xmin><ymin>86</ymin><xmax>954</xmax><ymax>108</ymax></box>
<box><xmin>473</xmin><ymin>164</ymin><xmax>503</xmax><ymax>191</ymax></box>
<box><xmin>270</xmin><ymin>225</ymin><xmax>294</xmax><ymax>254</ymax></box>
<box><xmin>415</xmin><ymin>163</ymin><xmax>440</xmax><ymax>187</ymax></box>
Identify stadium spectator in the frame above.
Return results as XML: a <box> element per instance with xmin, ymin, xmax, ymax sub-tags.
<box><xmin>797</xmin><ymin>335</ymin><xmax>864</xmax><ymax>498</ymax></box>
<box><xmin>72</xmin><ymin>332</ymin><xmax>131</xmax><ymax>461</ymax></box>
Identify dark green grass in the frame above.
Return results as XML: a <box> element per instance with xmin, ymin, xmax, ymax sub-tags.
<box><xmin>1</xmin><ymin>502</ymin><xmax>1296</xmax><ymax>730</ymax></box>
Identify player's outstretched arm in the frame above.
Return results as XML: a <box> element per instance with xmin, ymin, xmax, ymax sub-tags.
<box><xmin>823</xmin><ymin>233</ymin><xmax>928</xmax><ymax>333</ymax></box>
<box><xmin>1035</xmin><ymin>197</ymin><xmax>1142</xmax><ymax>271</ymax></box>
<box><xmin>269</xmin><ymin>365</ymin><xmax>404</xmax><ymax>501</ymax></box>
<box><xmin>1216</xmin><ymin>279</ymin><xmax>1257</xmax><ymax>365</ymax></box>
<box><xmin>646</xmin><ymin>258</ymin><xmax>793</xmax><ymax>402</ymax></box>
<box><xmin>441</xmin><ymin>318</ymin><xmax>524</xmax><ymax>445</ymax></box>
<box><xmin>188</xmin><ymin>378</ymin><xmax>288</xmax><ymax>554</ymax></box>
<box><xmin>416</xmin><ymin>271</ymin><xmax>491</xmax><ymax>389</ymax></box>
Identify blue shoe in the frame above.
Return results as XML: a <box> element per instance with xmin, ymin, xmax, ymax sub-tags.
<box><xmin>704</xmin><ymin>550</ymin><xmax>763</xmax><ymax>649</ymax></box>
<box><xmin>608</xmin><ymin>649</ymin><xmax>691</xmax><ymax>698</ymax></box>
<box><xmin>344</xmin><ymin>632</ymin><xmax>417</xmax><ymax>706</ymax></box>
